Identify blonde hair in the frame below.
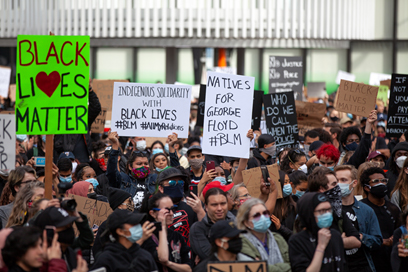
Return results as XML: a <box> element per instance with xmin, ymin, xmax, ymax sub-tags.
<box><xmin>230</xmin><ymin>183</ymin><xmax>247</xmax><ymax>202</ymax></box>
<box><xmin>236</xmin><ymin>198</ymin><xmax>265</xmax><ymax>230</ymax></box>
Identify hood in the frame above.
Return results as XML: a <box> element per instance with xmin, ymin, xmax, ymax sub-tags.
<box><xmin>253</xmin><ymin>148</ymin><xmax>268</xmax><ymax>162</ymax></box>
<box><xmin>391</xmin><ymin>142</ymin><xmax>408</xmax><ymax>158</ymax></box>
<box><xmin>104</xmin><ymin>241</ymin><xmax>141</xmax><ymax>255</ymax></box>
<box><xmin>297</xmin><ymin>192</ymin><xmax>330</xmax><ymax>237</ymax></box>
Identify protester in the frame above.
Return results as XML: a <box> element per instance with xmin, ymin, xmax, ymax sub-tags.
<box><xmin>316</xmin><ymin>144</ymin><xmax>340</xmax><ymax>170</ymax></box>
<box><xmin>288</xmin><ymin>170</ymin><xmax>308</xmax><ymax>202</ymax></box>
<box><xmin>57</xmin><ymin>158</ymin><xmax>73</xmax><ymax>184</ymax></box>
<box><xmin>387</xmin><ymin>142</ymin><xmax>408</xmax><ymax>196</ymax></box>
<box><xmin>303</xmin><ymin>130</ymin><xmax>320</xmax><ymax>158</ymax></box>
<box><xmin>89</xmin><ymin>140</ymin><xmax>108</xmax><ymax>176</ymax></box>
<box><xmin>186</xmin><ymin>145</ymin><xmax>209</xmax><ymax>195</ymax></box>
<box><xmin>280</xmin><ymin>149</ymin><xmax>307</xmax><ymax>174</ymax></box>
<box><xmin>391</xmin><ymin>157</ymin><xmax>408</xmax><ymax>210</ymax></box>
<box><xmin>367</xmin><ymin>150</ymin><xmax>387</xmax><ymax>167</ymax></box>
<box><xmin>391</xmin><ymin>206</ymin><xmax>408</xmax><ymax>272</ymax></box>
<box><xmin>247</xmin><ymin>134</ymin><xmax>276</xmax><ymax>168</ymax></box>
<box><xmin>229</xmin><ymin>183</ymin><xmax>251</xmax><ymax>216</ymax></box>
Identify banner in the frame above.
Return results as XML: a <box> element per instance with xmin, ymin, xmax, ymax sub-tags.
<box><xmin>92</xmin><ymin>79</ymin><xmax>129</xmax><ymax>120</ymax></box>
<box><xmin>111</xmin><ymin>82</ymin><xmax>192</xmax><ymax>138</ymax></box>
<box><xmin>196</xmin><ymin>84</ymin><xmax>206</xmax><ymax>127</ymax></box>
<box><xmin>386</xmin><ymin>74</ymin><xmax>408</xmax><ymax>138</ymax></box>
<box><xmin>207</xmin><ymin>261</ymin><xmax>267</xmax><ymax>272</ymax></box>
<box><xmin>252</xmin><ymin>91</ymin><xmax>263</xmax><ymax>131</ymax></box>
<box><xmin>242</xmin><ymin>164</ymin><xmax>282</xmax><ymax>199</ymax></box>
<box><xmin>0</xmin><ymin>66</ymin><xmax>11</xmax><ymax>98</ymax></box>
<box><xmin>269</xmin><ymin>56</ymin><xmax>303</xmax><ymax>100</ymax></box>
<box><xmin>202</xmin><ymin>72</ymin><xmax>254</xmax><ymax>158</ymax></box>
<box><xmin>264</xmin><ymin>91</ymin><xmax>299</xmax><ymax>148</ymax></box>
<box><xmin>336</xmin><ymin>70</ymin><xmax>356</xmax><ymax>84</ymax></box>
<box><xmin>91</xmin><ymin>107</ymin><xmax>107</xmax><ymax>134</ymax></box>
<box><xmin>295</xmin><ymin>101</ymin><xmax>326</xmax><ymax>137</ymax></box>
<box><xmin>16</xmin><ymin>35</ymin><xmax>90</xmax><ymax>135</ymax></box>
<box><xmin>0</xmin><ymin>114</ymin><xmax>15</xmax><ymax>170</ymax></box>
<box><xmin>334</xmin><ymin>80</ymin><xmax>378</xmax><ymax>117</ymax></box>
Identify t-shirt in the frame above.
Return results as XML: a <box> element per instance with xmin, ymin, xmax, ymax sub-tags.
<box><xmin>342</xmin><ymin>204</ymin><xmax>369</xmax><ymax>269</ymax></box>
<box><xmin>169</xmin><ymin>201</ymin><xmax>198</xmax><ymax>246</ymax></box>
<box><xmin>131</xmin><ymin>180</ymin><xmax>148</xmax><ymax>210</ymax></box>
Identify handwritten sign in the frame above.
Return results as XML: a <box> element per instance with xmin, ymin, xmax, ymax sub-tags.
<box><xmin>386</xmin><ymin>74</ymin><xmax>408</xmax><ymax>138</ymax></box>
<box><xmin>111</xmin><ymin>82</ymin><xmax>191</xmax><ymax>138</ymax></box>
<box><xmin>334</xmin><ymin>80</ymin><xmax>378</xmax><ymax>118</ymax></box>
<box><xmin>68</xmin><ymin>194</ymin><xmax>113</xmax><ymax>228</ymax></box>
<box><xmin>0</xmin><ymin>66</ymin><xmax>11</xmax><ymax>98</ymax></box>
<box><xmin>208</xmin><ymin>261</ymin><xmax>267</xmax><ymax>272</ymax></box>
<box><xmin>202</xmin><ymin>72</ymin><xmax>254</xmax><ymax>158</ymax></box>
<box><xmin>269</xmin><ymin>56</ymin><xmax>303</xmax><ymax>100</ymax></box>
<box><xmin>242</xmin><ymin>164</ymin><xmax>282</xmax><ymax>199</ymax></box>
<box><xmin>8</xmin><ymin>84</ymin><xmax>16</xmax><ymax>102</ymax></box>
<box><xmin>369</xmin><ymin>72</ymin><xmax>391</xmax><ymax>86</ymax></box>
<box><xmin>336</xmin><ymin>70</ymin><xmax>356</xmax><ymax>84</ymax></box>
<box><xmin>92</xmin><ymin>79</ymin><xmax>129</xmax><ymax>120</ymax></box>
<box><xmin>16</xmin><ymin>35</ymin><xmax>90</xmax><ymax>135</ymax></box>
<box><xmin>91</xmin><ymin>107</ymin><xmax>107</xmax><ymax>134</ymax></box>
<box><xmin>196</xmin><ymin>84</ymin><xmax>206</xmax><ymax>127</ymax></box>
<box><xmin>264</xmin><ymin>92</ymin><xmax>299</xmax><ymax>148</ymax></box>
<box><xmin>295</xmin><ymin>101</ymin><xmax>326</xmax><ymax>137</ymax></box>
<box><xmin>0</xmin><ymin>114</ymin><xmax>15</xmax><ymax>170</ymax></box>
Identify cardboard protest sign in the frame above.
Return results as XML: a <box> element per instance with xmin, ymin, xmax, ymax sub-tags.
<box><xmin>207</xmin><ymin>261</ymin><xmax>267</xmax><ymax>272</ymax></box>
<box><xmin>16</xmin><ymin>35</ymin><xmax>90</xmax><ymax>135</ymax></box>
<box><xmin>269</xmin><ymin>56</ymin><xmax>303</xmax><ymax>100</ymax></box>
<box><xmin>264</xmin><ymin>92</ymin><xmax>299</xmax><ymax>148</ymax></box>
<box><xmin>380</xmin><ymin>79</ymin><xmax>391</xmax><ymax>88</ymax></box>
<box><xmin>334</xmin><ymin>80</ymin><xmax>378</xmax><ymax>118</ymax></box>
<box><xmin>111</xmin><ymin>82</ymin><xmax>192</xmax><ymax>138</ymax></box>
<box><xmin>295</xmin><ymin>101</ymin><xmax>326</xmax><ymax>137</ymax></box>
<box><xmin>92</xmin><ymin>79</ymin><xmax>129</xmax><ymax>120</ymax></box>
<box><xmin>0</xmin><ymin>66</ymin><xmax>11</xmax><ymax>98</ymax></box>
<box><xmin>307</xmin><ymin>82</ymin><xmax>326</xmax><ymax>98</ymax></box>
<box><xmin>8</xmin><ymin>84</ymin><xmax>16</xmax><ymax>102</ymax></box>
<box><xmin>202</xmin><ymin>72</ymin><xmax>254</xmax><ymax>158</ymax></box>
<box><xmin>369</xmin><ymin>72</ymin><xmax>391</xmax><ymax>86</ymax></box>
<box><xmin>91</xmin><ymin>107</ymin><xmax>107</xmax><ymax>134</ymax></box>
<box><xmin>0</xmin><ymin>114</ymin><xmax>15</xmax><ymax>170</ymax></box>
<box><xmin>241</xmin><ymin>164</ymin><xmax>282</xmax><ymax>199</ymax></box>
<box><xmin>377</xmin><ymin>85</ymin><xmax>389</xmax><ymax>106</ymax></box>
<box><xmin>252</xmin><ymin>91</ymin><xmax>263</xmax><ymax>130</ymax></box>
<box><xmin>68</xmin><ymin>194</ymin><xmax>113</xmax><ymax>229</ymax></box>
<box><xmin>196</xmin><ymin>84</ymin><xmax>206</xmax><ymax>127</ymax></box>
<box><xmin>386</xmin><ymin>74</ymin><xmax>408</xmax><ymax>138</ymax></box>
<box><xmin>336</xmin><ymin>70</ymin><xmax>356</xmax><ymax>84</ymax></box>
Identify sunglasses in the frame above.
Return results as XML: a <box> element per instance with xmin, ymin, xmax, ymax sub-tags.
<box><xmin>252</xmin><ymin>210</ymin><xmax>270</xmax><ymax>221</ymax></box>
<box><xmin>168</xmin><ymin>180</ymin><xmax>184</xmax><ymax>187</ymax></box>
<box><xmin>152</xmin><ymin>205</ymin><xmax>178</xmax><ymax>213</ymax></box>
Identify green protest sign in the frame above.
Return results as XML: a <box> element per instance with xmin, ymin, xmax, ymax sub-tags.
<box><xmin>377</xmin><ymin>85</ymin><xmax>389</xmax><ymax>107</ymax></box>
<box><xmin>16</xmin><ymin>35</ymin><xmax>90</xmax><ymax>135</ymax></box>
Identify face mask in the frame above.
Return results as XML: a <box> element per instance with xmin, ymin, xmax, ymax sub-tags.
<box><xmin>295</xmin><ymin>190</ymin><xmax>305</xmax><ymax>198</ymax></box>
<box><xmin>87</xmin><ymin>192</ymin><xmax>97</xmax><ymax>199</ymax></box>
<box><xmin>189</xmin><ymin>158</ymin><xmax>203</xmax><ymax>170</ymax></box>
<box><xmin>316</xmin><ymin>212</ymin><xmax>333</xmax><ymax>229</ymax></box>
<box><xmin>328</xmin><ymin>166</ymin><xmax>335</xmax><ymax>171</ymax></box>
<box><xmin>221</xmin><ymin>238</ymin><xmax>242</xmax><ymax>254</ymax></box>
<box><xmin>367</xmin><ymin>183</ymin><xmax>388</xmax><ymax>198</ymax></box>
<box><xmin>58</xmin><ymin>227</ymin><xmax>75</xmax><ymax>245</ymax></box>
<box><xmin>378</xmin><ymin>133</ymin><xmax>386</xmax><ymax>138</ymax></box>
<box><xmin>345</xmin><ymin>142</ymin><xmax>358</xmax><ymax>151</ymax></box>
<box><xmin>282</xmin><ymin>184</ymin><xmax>292</xmax><ymax>197</ymax></box>
<box><xmin>163</xmin><ymin>184</ymin><xmax>184</xmax><ymax>198</ymax></box>
<box><xmin>59</xmin><ymin>175</ymin><xmax>72</xmax><ymax>183</ymax></box>
<box><xmin>239</xmin><ymin>198</ymin><xmax>249</xmax><ymax>205</ymax></box>
<box><xmin>330</xmin><ymin>116</ymin><xmax>339</xmax><ymax>122</ymax></box>
<box><xmin>260</xmin><ymin>145</ymin><xmax>276</xmax><ymax>157</ymax></box>
<box><xmin>213</xmin><ymin>176</ymin><xmax>227</xmax><ymax>185</ymax></box>
<box><xmin>136</xmin><ymin>140</ymin><xmax>147</xmax><ymax>151</ymax></box>
<box><xmin>156</xmin><ymin>166</ymin><xmax>169</xmax><ymax>173</ymax></box>
<box><xmin>338</xmin><ymin>181</ymin><xmax>354</xmax><ymax>197</ymax></box>
<box><xmin>86</xmin><ymin>178</ymin><xmax>99</xmax><ymax>188</ymax></box>
<box><xmin>152</xmin><ymin>148</ymin><xmax>164</xmax><ymax>155</ymax></box>
<box><xmin>124</xmin><ymin>224</ymin><xmax>143</xmax><ymax>243</ymax></box>
<box><xmin>298</xmin><ymin>164</ymin><xmax>308</xmax><ymax>174</ymax></box>
<box><xmin>303</xmin><ymin>144</ymin><xmax>310</xmax><ymax>155</ymax></box>
<box><xmin>96</xmin><ymin>158</ymin><xmax>107</xmax><ymax>171</ymax></box>
<box><xmin>323</xmin><ymin>185</ymin><xmax>342</xmax><ymax>218</ymax></box>
<box><xmin>252</xmin><ymin>215</ymin><xmax>271</xmax><ymax>233</ymax></box>
<box><xmin>396</xmin><ymin>156</ymin><xmax>407</xmax><ymax>169</ymax></box>
<box><xmin>131</xmin><ymin>166</ymin><xmax>150</xmax><ymax>179</ymax></box>
<box><xmin>277</xmin><ymin>160</ymin><xmax>280</xmax><ymax>166</ymax></box>
<box><xmin>72</xmin><ymin>162</ymin><xmax>78</xmax><ymax>173</ymax></box>
<box><xmin>16</xmin><ymin>135</ymin><xmax>27</xmax><ymax>142</ymax></box>
<box><xmin>42</xmin><ymin>135</ymin><xmax>46</xmax><ymax>143</ymax></box>
<box><xmin>164</xmin><ymin>143</ymin><xmax>170</xmax><ymax>154</ymax></box>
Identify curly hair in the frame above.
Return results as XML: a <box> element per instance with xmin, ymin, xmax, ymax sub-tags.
<box><xmin>340</xmin><ymin>126</ymin><xmax>362</xmax><ymax>147</ymax></box>
<box><xmin>73</xmin><ymin>163</ymin><xmax>91</xmax><ymax>181</ymax></box>
<box><xmin>360</xmin><ymin>167</ymin><xmax>386</xmax><ymax>195</ymax></box>
<box><xmin>91</xmin><ymin>141</ymin><xmax>106</xmax><ymax>155</ymax></box>
<box><xmin>316</xmin><ymin>144</ymin><xmax>340</xmax><ymax>163</ymax></box>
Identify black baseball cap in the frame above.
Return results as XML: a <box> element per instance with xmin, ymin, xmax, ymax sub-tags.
<box><xmin>187</xmin><ymin>145</ymin><xmax>202</xmax><ymax>156</ymax></box>
<box><xmin>105</xmin><ymin>209</ymin><xmax>146</xmax><ymax>235</ymax></box>
<box><xmin>156</xmin><ymin>167</ymin><xmax>188</xmax><ymax>185</ymax></box>
<box><xmin>32</xmin><ymin>207</ymin><xmax>78</xmax><ymax>229</ymax></box>
<box><xmin>208</xmin><ymin>220</ymin><xmax>245</xmax><ymax>242</ymax></box>
<box><xmin>309</xmin><ymin>141</ymin><xmax>324</xmax><ymax>152</ymax></box>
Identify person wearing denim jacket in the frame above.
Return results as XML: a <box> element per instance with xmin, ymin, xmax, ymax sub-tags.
<box><xmin>335</xmin><ymin>165</ymin><xmax>383</xmax><ymax>272</ymax></box>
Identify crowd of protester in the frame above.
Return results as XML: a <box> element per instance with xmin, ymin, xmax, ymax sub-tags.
<box><xmin>1</xmin><ymin>88</ymin><xmax>408</xmax><ymax>272</ymax></box>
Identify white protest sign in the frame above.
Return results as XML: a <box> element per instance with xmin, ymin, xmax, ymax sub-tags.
<box><xmin>369</xmin><ymin>72</ymin><xmax>391</xmax><ymax>86</ymax></box>
<box><xmin>0</xmin><ymin>66</ymin><xmax>11</xmax><ymax>98</ymax></box>
<box><xmin>336</xmin><ymin>70</ymin><xmax>356</xmax><ymax>84</ymax></box>
<box><xmin>111</xmin><ymin>82</ymin><xmax>191</xmax><ymax>138</ymax></box>
<box><xmin>202</xmin><ymin>72</ymin><xmax>254</xmax><ymax>158</ymax></box>
<box><xmin>0</xmin><ymin>114</ymin><xmax>15</xmax><ymax>170</ymax></box>
<box><xmin>214</xmin><ymin>67</ymin><xmax>237</xmax><ymax>75</ymax></box>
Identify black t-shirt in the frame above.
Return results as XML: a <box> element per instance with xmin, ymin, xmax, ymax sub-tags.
<box><xmin>169</xmin><ymin>201</ymin><xmax>198</xmax><ymax>246</ymax></box>
<box><xmin>342</xmin><ymin>204</ymin><xmax>369</xmax><ymax>269</ymax></box>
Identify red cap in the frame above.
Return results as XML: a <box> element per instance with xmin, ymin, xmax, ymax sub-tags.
<box><xmin>367</xmin><ymin>151</ymin><xmax>387</xmax><ymax>161</ymax></box>
<box><xmin>202</xmin><ymin>181</ymin><xmax>234</xmax><ymax>197</ymax></box>
<box><xmin>104</xmin><ymin>128</ymin><xmax>110</xmax><ymax>133</ymax></box>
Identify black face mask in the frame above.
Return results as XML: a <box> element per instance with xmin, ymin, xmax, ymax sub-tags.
<box><xmin>87</xmin><ymin>192</ymin><xmax>97</xmax><ymax>199</ymax></box>
<box><xmin>368</xmin><ymin>184</ymin><xmax>388</xmax><ymax>199</ymax></box>
<box><xmin>330</xmin><ymin>116</ymin><xmax>339</xmax><ymax>122</ymax></box>
<box><xmin>223</xmin><ymin>238</ymin><xmax>242</xmax><ymax>254</ymax></box>
<box><xmin>58</xmin><ymin>227</ymin><xmax>75</xmax><ymax>245</ymax></box>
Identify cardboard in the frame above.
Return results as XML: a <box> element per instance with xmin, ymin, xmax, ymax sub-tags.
<box><xmin>0</xmin><ymin>66</ymin><xmax>11</xmax><ymax>98</ymax></box>
<box><xmin>380</xmin><ymin>79</ymin><xmax>391</xmax><ymax>88</ymax></box>
<box><xmin>90</xmin><ymin>107</ymin><xmax>107</xmax><ymax>134</ymax></box>
<box><xmin>0</xmin><ymin>114</ymin><xmax>15</xmax><ymax>170</ymax></box>
<box><xmin>334</xmin><ymin>80</ymin><xmax>378</xmax><ymax>118</ymax></box>
<box><xmin>386</xmin><ymin>74</ymin><xmax>408</xmax><ymax>138</ymax></box>
<box><xmin>295</xmin><ymin>101</ymin><xmax>326</xmax><ymax>136</ymax></box>
<box><xmin>202</xmin><ymin>72</ymin><xmax>254</xmax><ymax>159</ymax></box>
<box><xmin>306</xmin><ymin>82</ymin><xmax>326</xmax><ymax>98</ymax></box>
<box><xmin>8</xmin><ymin>84</ymin><xmax>16</xmax><ymax>102</ymax></box>
<box><xmin>207</xmin><ymin>261</ymin><xmax>267</xmax><ymax>272</ymax></box>
<box><xmin>111</xmin><ymin>82</ymin><xmax>192</xmax><ymax>138</ymax></box>
<box><xmin>16</xmin><ymin>35</ymin><xmax>90</xmax><ymax>134</ymax></box>
<box><xmin>241</xmin><ymin>164</ymin><xmax>282</xmax><ymax>199</ymax></box>
<box><xmin>269</xmin><ymin>56</ymin><xmax>303</xmax><ymax>101</ymax></box>
<box><xmin>92</xmin><ymin>79</ymin><xmax>129</xmax><ymax>120</ymax></box>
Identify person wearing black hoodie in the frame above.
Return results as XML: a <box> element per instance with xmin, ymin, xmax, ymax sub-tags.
<box><xmin>91</xmin><ymin>209</ymin><xmax>157</xmax><ymax>272</ymax></box>
<box><xmin>247</xmin><ymin>134</ymin><xmax>276</xmax><ymax>169</ymax></box>
<box><xmin>289</xmin><ymin>192</ymin><xmax>346</xmax><ymax>272</ymax></box>
<box><xmin>386</xmin><ymin>142</ymin><xmax>408</xmax><ymax>196</ymax></box>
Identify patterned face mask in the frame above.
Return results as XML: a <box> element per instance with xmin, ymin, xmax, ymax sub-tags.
<box><xmin>131</xmin><ymin>166</ymin><xmax>150</xmax><ymax>179</ymax></box>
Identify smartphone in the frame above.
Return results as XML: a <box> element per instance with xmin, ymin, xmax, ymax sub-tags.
<box><xmin>260</xmin><ymin>166</ymin><xmax>270</xmax><ymax>186</ymax></box>
<box><xmin>206</xmin><ymin>161</ymin><xmax>215</xmax><ymax>172</ymax></box>
<box><xmin>45</xmin><ymin>225</ymin><xmax>55</xmax><ymax>247</ymax></box>
<box><xmin>92</xmin><ymin>224</ymin><xmax>99</xmax><ymax>230</ymax></box>
<box><xmin>34</xmin><ymin>157</ymin><xmax>46</xmax><ymax>167</ymax></box>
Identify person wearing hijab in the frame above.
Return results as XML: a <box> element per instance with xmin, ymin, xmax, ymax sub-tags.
<box><xmin>66</xmin><ymin>181</ymin><xmax>108</xmax><ymax>202</ymax></box>
<box><xmin>288</xmin><ymin>192</ymin><xmax>346</xmax><ymax>272</ymax></box>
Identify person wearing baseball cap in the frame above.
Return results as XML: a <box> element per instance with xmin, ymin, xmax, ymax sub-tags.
<box><xmin>193</xmin><ymin>220</ymin><xmax>251</xmax><ymax>272</ymax></box>
<box><xmin>91</xmin><ymin>209</ymin><xmax>157</xmax><ymax>272</ymax></box>
<box><xmin>367</xmin><ymin>151</ymin><xmax>387</xmax><ymax>167</ymax></box>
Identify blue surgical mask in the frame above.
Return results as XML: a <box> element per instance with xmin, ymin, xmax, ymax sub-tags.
<box><xmin>42</xmin><ymin>135</ymin><xmax>46</xmax><ymax>143</ymax></box>
<box><xmin>295</xmin><ymin>190</ymin><xmax>305</xmax><ymax>199</ymax></box>
<box><xmin>282</xmin><ymin>184</ymin><xmax>292</xmax><ymax>197</ymax></box>
<box><xmin>164</xmin><ymin>143</ymin><xmax>170</xmax><ymax>154</ymax></box>
<box><xmin>152</xmin><ymin>148</ymin><xmax>164</xmax><ymax>155</ymax></box>
<box><xmin>316</xmin><ymin>212</ymin><xmax>333</xmax><ymax>229</ymax></box>
<box><xmin>16</xmin><ymin>135</ymin><xmax>27</xmax><ymax>142</ymax></box>
<box><xmin>277</xmin><ymin>160</ymin><xmax>280</xmax><ymax>166</ymax></box>
<box><xmin>213</xmin><ymin>176</ymin><xmax>227</xmax><ymax>185</ymax></box>
<box><xmin>345</xmin><ymin>142</ymin><xmax>358</xmax><ymax>151</ymax></box>
<box><xmin>156</xmin><ymin>166</ymin><xmax>169</xmax><ymax>173</ymax></box>
<box><xmin>252</xmin><ymin>215</ymin><xmax>271</xmax><ymax>233</ymax></box>
<box><xmin>125</xmin><ymin>224</ymin><xmax>143</xmax><ymax>243</ymax></box>
<box><xmin>328</xmin><ymin>166</ymin><xmax>335</xmax><ymax>171</ymax></box>
<box><xmin>59</xmin><ymin>175</ymin><xmax>72</xmax><ymax>183</ymax></box>
<box><xmin>338</xmin><ymin>182</ymin><xmax>353</xmax><ymax>197</ymax></box>
<box><xmin>85</xmin><ymin>178</ymin><xmax>99</xmax><ymax>188</ymax></box>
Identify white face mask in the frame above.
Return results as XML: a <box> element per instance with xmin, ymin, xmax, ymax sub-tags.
<box><xmin>136</xmin><ymin>140</ymin><xmax>147</xmax><ymax>151</ymax></box>
<box><xmin>396</xmin><ymin>156</ymin><xmax>407</xmax><ymax>169</ymax></box>
<box><xmin>298</xmin><ymin>164</ymin><xmax>308</xmax><ymax>174</ymax></box>
<box><xmin>72</xmin><ymin>162</ymin><xmax>78</xmax><ymax>173</ymax></box>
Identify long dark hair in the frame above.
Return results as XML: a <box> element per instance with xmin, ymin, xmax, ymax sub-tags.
<box><xmin>273</xmin><ymin>170</ymin><xmax>296</xmax><ymax>222</ymax></box>
<box><xmin>280</xmin><ymin>149</ymin><xmax>306</xmax><ymax>174</ymax></box>
<box><xmin>126</xmin><ymin>151</ymin><xmax>149</xmax><ymax>174</ymax></box>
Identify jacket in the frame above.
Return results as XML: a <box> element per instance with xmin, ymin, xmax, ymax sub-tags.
<box><xmin>240</xmin><ymin>232</ymin><xmax>291</xmax><ymax>272</ymax></box>
<box><xmin>345</xmin><ymin>132</ymin><xmax>371</xmax><ymax>168</ymax></box>
<box><xmin>193</xmin><ymin>252</ymin><xmax>254</xmax><ymax>272</ymax></box>
<box><xmin>40</xmin><ymin>259</ymin><xmax>67</xmax><ymax>272</ymax></box>
<box><xmin>247</xmin><ymin>149</ymin><xmax>273</xmax><ymax>169</ymax></box>
<box><xmin>352</xmin><ymin>197</ymin><xmax>383</xmax><ymax>272</ymax></box>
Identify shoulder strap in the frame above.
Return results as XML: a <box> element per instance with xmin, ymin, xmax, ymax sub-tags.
<box><xmin>33</xmin><ymin>147</ymin><xmax>38</xmax><ymax>157</ymax></box>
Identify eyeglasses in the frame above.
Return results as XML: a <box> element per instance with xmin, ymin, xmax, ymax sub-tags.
<box><xmin>314</xmin><ymin>208</ymin><xmax>332</xmax><ymax>216</ymax></box>
<box><xmin>152</xmin><ymin>205</ymin><xmax>178</xmax><ymax>213</ymax></box>
<box><xmin>346</xmin><ymin>139</ymin><xmax>360</xmax><ymax>144</ymax></box>
<box><xmin>252</xmin><ymin>210</ymin><xmax>270</xmax><ymax>221</ymax></box>
<box><xmin>370</xmin><ymin>178</ymin><xmax>388</xmax><ymax>185</ymax></box>
<box><xmin>238</xmin><ymin>193</ymin><xmax>250</xmax><ymax>198</ymax></box>
<box><xmin>20</xmin><ymin>179</ymin><xmax>37</xmax><ymax>185</ymax></box>
<box><xmin>167</xmin><ymin>180</ymin><xmax>184</xmax><ymax>187</ymax></box>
